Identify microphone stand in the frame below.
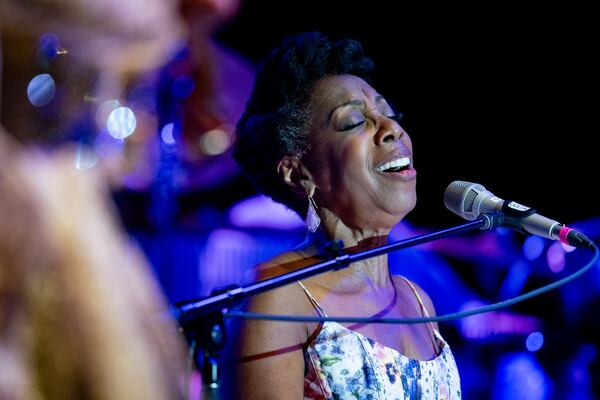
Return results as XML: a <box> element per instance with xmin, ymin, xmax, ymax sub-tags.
<box><xmin>174</xmin><ymin>213</ymin><xmax>502</xmax><ymax>399</ymax></box>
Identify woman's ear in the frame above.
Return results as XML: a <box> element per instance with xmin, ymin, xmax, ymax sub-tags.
<box><xmin>277</xmin><ymin>155</ymin><xmax>315</xmax><ymax>196</ymax></box>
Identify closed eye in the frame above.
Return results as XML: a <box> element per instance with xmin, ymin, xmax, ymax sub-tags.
<box><xmin>341</xmin><ymin>120</ymin><xmax>366</xmax><ymax>131</ymax></box>
<box><xmin>340</xmin><ymin>113</ymin><xmax>401</xmax><ymax>131</ymax></box>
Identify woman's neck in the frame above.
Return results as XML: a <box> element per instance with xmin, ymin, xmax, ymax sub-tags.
<box><xmin>300</xmin><ymin>228</ymin><xmax>394</xmax><ymax>292</ymax></box>
<box><xmin>318</xmin><ymin>207</ymin><xmax>394</xmax><ymax>247</ymax></box>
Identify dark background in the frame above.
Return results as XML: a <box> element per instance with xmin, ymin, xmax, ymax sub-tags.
<box><xmin>214</xmin><ymin>0</ymin><xmax>598</xmax><ymax>228</ymax></box>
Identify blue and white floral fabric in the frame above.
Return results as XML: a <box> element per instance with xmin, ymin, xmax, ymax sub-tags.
<box><xmin>303</xmin><ymin>322</ymin><xmax>461</xmax><ymax>399</ymax></box>
<box><xmin>299</xmin><ymin>278</ymin><xmax>462</xmax><ymax>399</ymax></box>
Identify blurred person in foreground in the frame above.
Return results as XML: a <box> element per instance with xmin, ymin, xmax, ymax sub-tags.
<box><xmin>0</xmin><ymin>0</ymin><xmax>191</xmax><ymax>398</ymax></box>
<box><xmin>231</xmin><ymin>32</ymin><xmax>461</xmax><ymax>399</ymax></box>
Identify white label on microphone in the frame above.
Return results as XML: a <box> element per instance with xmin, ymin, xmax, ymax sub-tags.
<box><xmin>508</xmin><ymin>201</ymin><xmax>530</xmax><ymax>211</ymax></box>
<box><xmin>490</xmin><ymin>196</ymin><xmax>503</xmax><ymax>203</ymax></box>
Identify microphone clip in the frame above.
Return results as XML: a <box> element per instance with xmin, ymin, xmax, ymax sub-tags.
<box><xmin>500</xmin><ymin>200</ymin><xmax>538</xmax><ymax>236</ymax></box>
<box><xmin>478</xmin><ymin>211</ymin><xmax>505</xmax><ymax>231</ymax></box>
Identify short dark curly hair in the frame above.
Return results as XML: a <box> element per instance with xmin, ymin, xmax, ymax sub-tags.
<box><xmin>233</xmin><ymin>31</ymin><xmax>375</xmax><ymax>218</ymax></box>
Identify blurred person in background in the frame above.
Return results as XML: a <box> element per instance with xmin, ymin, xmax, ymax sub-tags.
<box><xmin>110</xmin><ymin>0</ymin><xmax>255</xmax><ymax>232</ymax></box>
<box><xmin>168</xmin><ymin>0</ymin><xmax>252</xmax><ymax>191</ymax></box>
<box><xmin>0</xmin><ymin>0</ymin><xmax>192</xmax><ymax>398</ymax></box>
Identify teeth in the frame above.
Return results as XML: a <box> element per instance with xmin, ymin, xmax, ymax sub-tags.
<box><xmin>376</xmin><ymin>157</ymin><xmax>411</xmax><ymax>172</ymax></box>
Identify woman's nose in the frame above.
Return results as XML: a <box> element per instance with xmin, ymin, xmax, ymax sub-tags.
<box><xmin>373</xmin><ymin>115</ymin><xmax>402</xmax><ymax>145</ymax></box>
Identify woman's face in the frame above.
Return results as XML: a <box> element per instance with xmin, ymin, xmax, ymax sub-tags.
<box><xmin>304</xmin><ymin>74</ymin><xmax>416</xmax><ymax>231</ymax></box>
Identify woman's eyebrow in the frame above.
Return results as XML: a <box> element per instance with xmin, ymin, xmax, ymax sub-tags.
<box><xmin>328</xmin><ymin>99</ymin><xmax>364</xmax><ymax>120</ymax></box>
<box><xmin>329</xmin><ymin>95</ymin><xmax>387</xmax><ymax>119</ymax></box>
<box><xmin>336</xmin><ymin>95</ymin><xmax>385</xmax><ymax>108</ymax></box>
<box><xmin>336</xmin><ymin>99</ymin><xmax>364</xmax><ymax>109</ymax></box>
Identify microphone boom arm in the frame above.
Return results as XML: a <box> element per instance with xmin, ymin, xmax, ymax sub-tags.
<box><xmin>175</xmin><ymin>216</ymin><xmax>494</xmax><ymax>327</ymax></box>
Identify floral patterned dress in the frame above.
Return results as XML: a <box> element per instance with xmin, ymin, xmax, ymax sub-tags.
<box><xmin>299</xmin><ymin>278</ymin><xmax>462</xmax><ymax>400</ymax></box>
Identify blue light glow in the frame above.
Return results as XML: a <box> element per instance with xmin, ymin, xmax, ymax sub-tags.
<box><xmin>171</xmin><ymin>75</ymin><xmax>195</xmax><ymax>98</ymax></box>
<box><xmin>129</xmin><ymin>84</ymin><xmax>157</xmax><ymax>111</ymax></box>
<box><xmin>493</xmin><ymin>353</ymin><xmax>551</xmax><ymax>399</ymax></box>
<box><xmin>27</xmin><ymin>74</ymin><xmax>56</xmax><ymax>106</ymax></box>
<box><xmin>37</xmin><ymin>33</ymin><xmax>60</xmax><ymax>63</ymax></box>
<box><xmin>523</xmin><ymin>236</ymin><xmax>545</xmax><ymax>260</ymax></box>
<box><xmin>161</xmin><ymin>123</ymin><xmax>176</xmax><ymax>144</ymax></box>
<box><xmin>95</xmin><ymin>129</ymin><xmax>124</xmax><ymax>159</ymax></box>
<box><xmin>526</xmin><ymin>331</ymin><xmax>544</xmax><ymax>352</ymax></box>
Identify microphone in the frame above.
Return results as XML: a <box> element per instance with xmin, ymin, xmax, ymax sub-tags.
<box><xmin>444</xmin><ymin>180</ymin><xmax>593</xmax><ymax>249</ymax></box>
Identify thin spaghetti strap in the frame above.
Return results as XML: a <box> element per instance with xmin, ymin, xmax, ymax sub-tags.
<box><xmin>297</xmin><ymin>281</ymin><xmax>328</xmax><ymax>317</ymax></box>
<box><xmin>396</xmin><ymin>276</ymin><xmax>439</xmax><ymax>353</ymax></box>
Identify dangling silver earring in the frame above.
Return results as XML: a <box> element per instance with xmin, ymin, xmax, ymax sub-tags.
<box><xmin>305</xmin><ymin>195</ymin><xmax>321</xmax><ymax>232</ymax></box>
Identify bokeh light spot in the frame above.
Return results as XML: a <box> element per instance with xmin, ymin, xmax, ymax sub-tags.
<box><xmin>523</xmin><ymin>236</ymin><xmax>544</xmax><ymax>261</ymax></box>
<box><xmin>546</xmin><ymin>242</ymin><xmax>566</xmax><ymax>273</ymax></box>
<box><xmin>95</xmin><ymin>129</ymin><xmax>125</xmax><ymax>159</ymax></box>
<box><xmin>526</xmin><ymin>331</ymin><xmax>544</xmax><ymax>352</ymax></box>
<box><xmin>27</xmin><ymin>74</ymin><xmax>56</xmax><ymax>106</ymax></box>
<box><xmin>129</xmin><ymin>84</ymin><xmax>157</xmax><ymax>111</ymax></box>
<box><xmin>561</xmin><ymin>242</ymin><xmax>576</xmax><ymax>253</ymax></box>
<box><xmin>199</xmin><ymin>129</ymin><xmax>230</xmax><ymax>155</ymax></box>
<box><xmin>161</xmin><ymin>123</ymin><xmax>176</xmax><ymax>145</ymax></box>
<box><xmin>107</xmin><ymin>106</ymin><xmax>136</xmax><ymax>139</ymax></box>
<box><xmin>95</xmin><ymin>99</ymin><xmax>120</xmax><ymax>128</ymax></box>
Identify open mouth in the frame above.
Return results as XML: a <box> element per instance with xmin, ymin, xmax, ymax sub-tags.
<box><xmin>375</xmin><ymin>156</ymin><xmax>411</xmax><ymax>173</ymax></box>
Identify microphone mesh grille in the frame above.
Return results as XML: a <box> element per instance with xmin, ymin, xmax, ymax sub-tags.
<box><xmin>444</xmin><ymin>180</ymin><xmax>486</xmax><ymax>219</ymax></box>
<box><xmin>464</xmin><ymin>190</ymin><xmax>478</xmax><ymax>212</ymax></box>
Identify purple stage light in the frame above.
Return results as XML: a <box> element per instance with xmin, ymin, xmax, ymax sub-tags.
<box><xmin>228</xmin><ymin>195</ymin><xmax>303</xmax><ymax>230</ymax></box>
<box><xmin>546</xmin><ymin>242</ymin><xmax>566</xmax><ymax>273</ymax></box>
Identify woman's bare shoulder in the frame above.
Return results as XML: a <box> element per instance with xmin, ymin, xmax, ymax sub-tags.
<box><xmin>251</xmin><ymin>245</ymin><xmax>321</xmax><ymax>281</ymax></box>
<box><xmin>392</xmin><ymin>275</ymin><xmax>438</xmax><ymax>317</ymax></box>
